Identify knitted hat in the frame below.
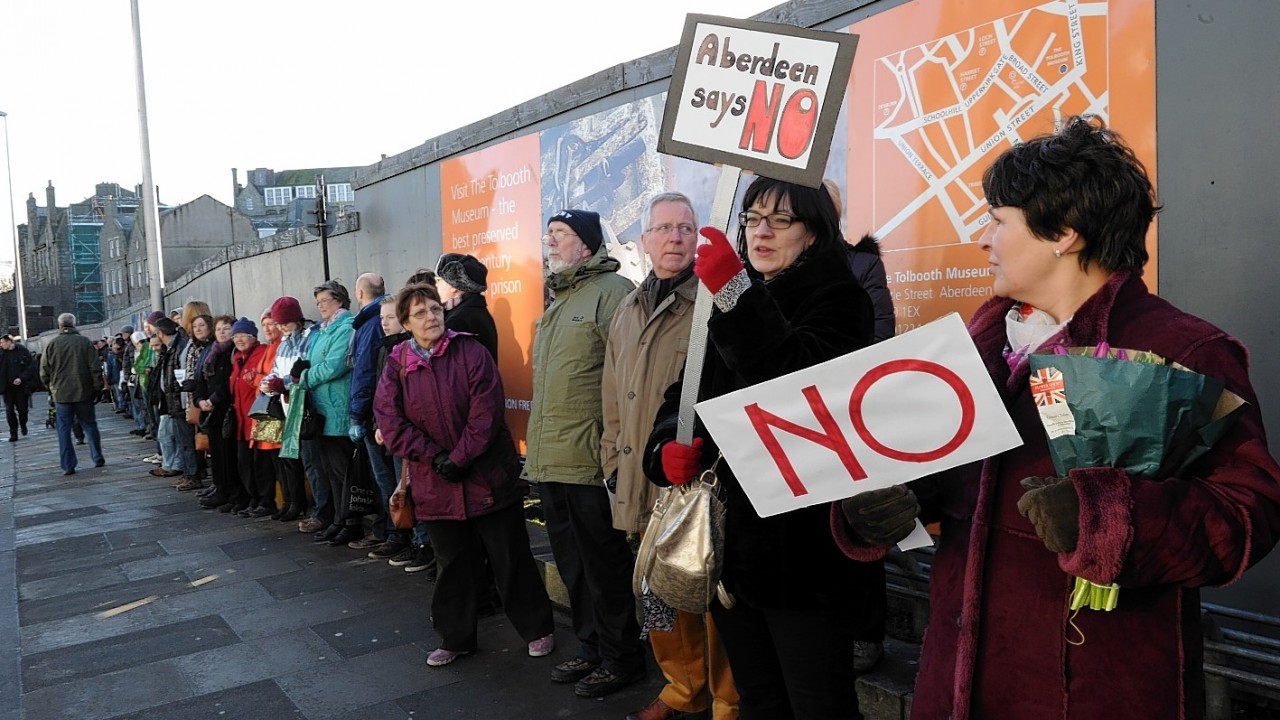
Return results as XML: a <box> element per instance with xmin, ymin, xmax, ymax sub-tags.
<box><xmin>270</xmin><ymin>296</ymin><xmax>304</xmax><ymax>325</ymax></box>
<box><xmin>154</xmin><ymin>317</ymin><xmax>179</xmax><ymax>336</ymax></box>
<box><xmin>436</xmin><ymin>253</ymin><xmax>488</xmax><ymax>294</ymax></box>
<box><xmin>548</xmin><ymin>209</ymin><xmax>603</xmax><ymax>254</ymax></box>
<box><xmin>121</xmin><ymin>325</ymin><xmax>134</xmax><ymax>335</ymax></box>
<box><xmin>230</xmin><ymin>317</ymin><xmax>258</xmax><ymax>337</ymax></box>
<box><xmin>146</xmin><ymin>311</ymin><xmax>165</xmax><ymax>325</ymax></box>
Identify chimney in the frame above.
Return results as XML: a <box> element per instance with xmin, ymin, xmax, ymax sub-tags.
<box><xmin>45</xmin><ymin>181</ymin><xmax>55</xmax><ymax>214</ymax></box>
<box><xmin>232</xmin><ymin>168</ymin><xmax>239</xmax><ymax>203</ymax></box>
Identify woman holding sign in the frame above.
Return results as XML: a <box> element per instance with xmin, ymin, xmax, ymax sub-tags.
<box><xmin>835</xmin><ymin>116</ymin><xmax>1280</xmax><ymax>720</ymax></box>
<box><xmin>645</xmin><ymin>176</ymin><xmax>879</xmax><ymax>719</ymax></box>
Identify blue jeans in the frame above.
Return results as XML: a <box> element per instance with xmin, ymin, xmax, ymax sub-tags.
<box><xmin>300</xmin><ymin>439</ymin><xmax>330</xmax><ymax>522</ymax></box>
<box><xmin>363</xmin><ymin>429</ymin><xmax>403</xmax><ymax>543</ymax></box>
<box><xmin>130</xmin><ymin>387</ymin><xmax>147</xmax><ymax>431</ymax></box>
<box><xmin>55</xmin><ymin>401</ymin><xmax>103</xmax><ymax>471</ymax></box>
<box><xmin>172</xmin><ymin>415</ymin><xmax>198</xmax><ymax>476</ymax></box>
<box><xmin>158</xmin><ymin>415</ymin><xmax>181</xmax><ymax>471</ymax></box>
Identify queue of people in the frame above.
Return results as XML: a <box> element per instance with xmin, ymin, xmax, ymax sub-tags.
<box><xmin>20</xmin><ymin>114</ymin><xmax>1279</xmax><ymax>720</ymax></box>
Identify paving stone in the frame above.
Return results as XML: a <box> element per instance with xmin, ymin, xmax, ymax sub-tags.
<box><xmin>167</xmin><ymin>628</ymin><xmax>339</xmax><ymax>696</ymax></box>
<box><xmin>109</xmin><ymin>679</ymin><xmax>306</xmax><ymax>720</ymax></box>
<box><xmin>18</xmin><ymin>564</ymin><xmax>132</xmax><ymax>602</ymax></box>
<box><xmin>22</xmin><ymin>615</ymin><xmax>240</xmax><ymax>691</ymax></box>
<box><xmin>310</xmin><ymin>601</ymin><xmax>433</xmax><ymax>658</ymax></box>
<box><xmin>16</xmin><ymin>541</ymin><xmax>166</xmax><ymax>583</ymax></box>
<box><xmin>221</xmin><ymin>588</ymin><xmax>363</xmax><ymax>641</ymax></box>
<box><xmin>20</xmin><ymin>658</ymin><xmax>195</xmax><ymax>720</ymax></box>
<box><xmin>274</xmin><ymin>643</ymin><xmax>450</xmax><ymax>720</ymax></box>
<box><xmin>18</xmin><ymin>570</ymin><xmax>192</xmax><ymax>626</ymax></box>
<box><xmin>14</xmin><ymin>506</ymin><xmax>109</xmax><ymax>529</ymax></box>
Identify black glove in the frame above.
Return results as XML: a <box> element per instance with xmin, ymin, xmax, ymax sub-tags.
<box><xmin>289</xmin><ymin>358</ymin><xmax>311</xmax><ymax>380</ymax></box>
<box><xmin>840</xmin><ymin>486</ymin><xmax>919</xmax><ymax>546</ymax></box>
<box><xmin>1016</xmin><ymin>476</ymin><xmax>1079</xmax><ymax>553</ymax></box>
<box><xmin>432</xmin><ymin>453</ymin><xmax>466</xmax><ymax>483</ymax></box>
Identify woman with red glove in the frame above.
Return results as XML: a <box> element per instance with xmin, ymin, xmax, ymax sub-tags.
<box><xmin>643</xmin><ymin>176</ymin><xmax>879</xmax><ymax>720</ymax></box>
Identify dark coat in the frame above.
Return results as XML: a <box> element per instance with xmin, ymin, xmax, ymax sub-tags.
<box><xmin>373</xmin><ymin>332</ymin><xmax>525</xmax><ymax>522</ymax></box>
<box><xmin>39</xmin><ymin>328</ymin><xmax>100</xmax><ymax>403</ymax></box>
<box><xmin>836</xmin><ymin>271</ymin><xmax>1280</xmax><ymax>720</ymax></box>
<box><xmin>644</xmin><ymin>238</ymin><xmax>879</xmax><ymax>611</ymax></box>
<box><xmin>154</xmin><ymin>331</ymin><xmax>190</xmax><ymax>417</ymax></box>
<box><xmin>348</xmin><ymin>296</ymin><xmax>388</xmax><ymax>425</ymax></box>
<box><xmin>845</xmin><ymin>234</ymin><xmax>895</xmax><ymax>342</ymax></box>
<box><xmin>444</xmin><ymin>292</ymin><xmax>498</xmax><ymax>360</ymax></box>
<box><xmin>0</xmin><ymin>342</ymin><xmax>37</xmax><ymax>390</ymax></box>
<box><xmin>194</xmin><ymin>341</ymin><xmax>234</xmax><ymax>434</ymax></box>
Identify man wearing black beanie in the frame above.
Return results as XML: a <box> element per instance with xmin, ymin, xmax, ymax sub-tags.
<box><xmin>526</xmin><ymin>209</ymin><xmax>644</xmax><ymax>698</ymax></box>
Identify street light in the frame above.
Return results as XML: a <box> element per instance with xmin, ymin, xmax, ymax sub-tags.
<box><xmin>0</xmin><ymin>110</ymin><xmax>29</xmax><ymax>340</ymax></box>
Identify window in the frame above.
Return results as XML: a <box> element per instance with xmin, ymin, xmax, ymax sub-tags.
<box><xmin>327</xmin><ymin>183</ymin><xmax>354</xmax><ymax>203</ymax></box>
<box><xmin>243</xmin><ymin>197</ymin><xmax>255</xmax><ymax>211</ymax></box>
<box><xmin>264</xmin><ymin>187</ymin><xmax>294</xmax><ymax>206</ymax></box>
<box><xmin>295</xmin><ymin>185</ymin><xmax>317</xmax><ymax>199</ymax></box>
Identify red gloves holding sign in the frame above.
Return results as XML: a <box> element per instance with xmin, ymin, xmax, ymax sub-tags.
<box><xmin>661</xmin><ymin>437</ymin><xmax>705</xmax><ymax>487</ymax></box>
<box><xmin>695</xmin><ymin>226</ymin><xmax>749</xmax><ymax>310</ymax></box>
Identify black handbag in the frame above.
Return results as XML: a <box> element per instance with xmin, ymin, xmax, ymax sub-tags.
<box><xmin>248</xmin><ymin>394</ymin><xmax>285</xmax><ymax>420</ymax></box>
<box><xmin>299</xmin><ymin>406</ymin><xmax>325</xmax><ymax>440</ymax></box>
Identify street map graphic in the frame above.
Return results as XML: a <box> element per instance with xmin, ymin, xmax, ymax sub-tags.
<box><xmin>869</xmin><ymin>0</ymin><xmax>1109</xmax><ymax>247</ymax></box>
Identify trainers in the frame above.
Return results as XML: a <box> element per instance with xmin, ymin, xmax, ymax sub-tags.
<box><xmin>853</xmin><ymin>640</ymin><xmax>884</xmax><ymax>673</ymax></box>
<box><xmin>425</xmin><ymin>647</ymin><xmax>471</xmax><ymax>667</ymax></box>
<box><xmin>528</xmin><ymin>634</ymin><xmax>555</xmax><ymax>657</ymax></box>
<box><xmin>143</xmin><ymin>454</ymin><xmax>162</xmax><ymax>464</ymax></box>
<box><xmin>367</xmin><ymin>541</ymin><xmax>407</xmax><ymax>560</ymax></box>
<box><xmin>348</xmin><ymin>535</ymin><xmax>383</xmax><ymax>551</ymax></box>
<box><xmin>574</xmin><ymin>665</ymin><xmax>646</xmax><ymax>698</ymax></box>
<box><xmin>387</xmin><ymin>546</ymin><xmax>417</xmax><ymax>566</ymax></box>
<box><xmin>550</xmin><ymin>657</ymin><xmax>599</xmax><ymax>684</ymax></box>
<box><xmin>297</xmin><ymin>517</ymin><xmax>325</xmax><ymax>533</ymax></box>
<box><xmin>403</xmin><ymin>545</ymin><xmax>437</xmax><ymax>574</ymax></box>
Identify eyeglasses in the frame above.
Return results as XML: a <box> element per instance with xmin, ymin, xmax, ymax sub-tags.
<box><xmin>408</xmin><ymin>306</ymin><xmax>445</xmax><ymax>321</ymax></box>
<box><xmin>542</xmin><ymin>229</ymin><xmax>578</xmax><ymax>244</ymax></box>
<box><xmin>645</xmin><ymin>223</ymin><xmax>697</xmax><ymax>236</ymax></box>
<box><xmin>739</xmin><ymin>211</ymin><xmax>802</xmax><ymax>229</ymax></box>
<box><xmin>315</xmin><ymin>296</ymin><xmax>337</xmax><ymax>307</ymax></box>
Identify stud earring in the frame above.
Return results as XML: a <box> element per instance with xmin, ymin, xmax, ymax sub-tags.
<box><xmin>1054</xmin><ymin>249</ymin><xmax>1063</xmax><ymax>258</ymax></box>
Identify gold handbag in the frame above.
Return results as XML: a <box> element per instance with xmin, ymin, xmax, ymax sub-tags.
<box><xmin>250</xmin><ymin>417</ymin><xmax>284</xmax><ymax>444</ymax></box>
<box><xmin>643</xmin><ymin>456</ymin><xmax>728</xmax><ymax>614</ymax></box>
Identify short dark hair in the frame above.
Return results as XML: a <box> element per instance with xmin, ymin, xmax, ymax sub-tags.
<box><xmin>735</xmin><ymin>176</ymin><xmax>843</xmax><ymax>260</ymax></box>
<box><xmin>982</xmin><ymin>115</ymin><xmax>1159</xmax><ymax>272</ymax></box>
<box><xmin>313</xmin><ymin>279</ymin><xmax>352</xmax><ymax>310</ymax></box>
<box><xmin>405</xmin><ymin>268</ymin><xmax>436</xmax><ymax>286</ymax></box>
<box><xmin>395</xmin><ymin>283</ymin><xmax>442</xmax><ymax>325</ymax></box>
<box><xmin>213</xmin><ymin>314</ymin><xmax>236</xmax><ymax>329</ymax></box>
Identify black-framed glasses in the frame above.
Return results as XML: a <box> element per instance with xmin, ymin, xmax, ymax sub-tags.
<box><xmin>739</xmin><ymin>211</ymin><xmax>802</xmax><ymax>229</ymax></box>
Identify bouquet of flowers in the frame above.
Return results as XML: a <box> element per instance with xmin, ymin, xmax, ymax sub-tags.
<box><xmin>1028</xmin><ymin>342</ymin><xmax>1245</xmax><ymax>611</ymax></box>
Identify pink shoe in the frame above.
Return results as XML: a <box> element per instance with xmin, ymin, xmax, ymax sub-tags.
<box><xmin>528</xmin><ymin>633</ymin><xmax>555</xmax><ymax>657</ymax></box>
<box><xmin>425</xmin><ymin>647</ymin><xmax>470</xmax><ymax>667</ymax></box>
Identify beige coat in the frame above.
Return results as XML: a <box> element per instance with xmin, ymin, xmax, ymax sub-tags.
<box><xmin>601</xmin><ymin>271</ymin><xmax>697</xmax><ymax>532</ymax></box>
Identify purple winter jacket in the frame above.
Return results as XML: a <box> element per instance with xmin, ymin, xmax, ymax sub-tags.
<box><xmin>373</xmin><ymin>331</ymin><xmax>525</xmax><ymax>521</ymax></box>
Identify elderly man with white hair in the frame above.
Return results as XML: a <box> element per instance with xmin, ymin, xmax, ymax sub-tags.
<box><xmin>39</xmin><ymin>313</ymin><xmax>106</xmax><ymax>475</ymax></box>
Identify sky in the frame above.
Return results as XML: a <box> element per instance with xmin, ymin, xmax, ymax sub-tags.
<box><xmin>0</xmin><ymin>0</ymin><xmax>783</xmax><ymax>269</ymax></box>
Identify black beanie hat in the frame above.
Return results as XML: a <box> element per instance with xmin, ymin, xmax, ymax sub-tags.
<box><xmin>436</xmin><ymin>253</ymin><xmax>488</xmax><ymax>294</ymax></box>
<box><xmin>548</xmin><ymin>209</ymin><xmax>604</xmax><ymax>254</ymax></box>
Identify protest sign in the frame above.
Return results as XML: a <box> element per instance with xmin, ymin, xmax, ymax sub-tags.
<box><xmin>658</xmin><ymin>14</ymin><xmax>858</xmax><ymax>188</ymax></box>
<box><xmin>695</xmin><ymin>313</ymin><xmax>1020</xmax><ymax>518</ymax></box>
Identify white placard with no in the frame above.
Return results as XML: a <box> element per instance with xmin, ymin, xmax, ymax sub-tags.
<box><xmin>695</xmin><ymin>313</ymin><xmax>1021</xmax><ymax>520</ymax></box>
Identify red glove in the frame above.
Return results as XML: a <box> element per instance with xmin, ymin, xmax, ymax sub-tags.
<box><xmin>661</xmin><ymin>437</ymin><xmax>704</xmax><ymax>486</ymax></box>
<box><xmin>265</xmin><ymin>375</ymin><xmax>286</xmax><ymax>394</ymax></box>
<box><xmin>694</xmin><ymin>226</ymin><xmax>745</xmax><ymax>294</ymax></box>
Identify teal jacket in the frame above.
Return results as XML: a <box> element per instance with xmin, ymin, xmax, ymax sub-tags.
<box><xmin>524</xmin><ymin>248</ymin><xmax>634</xmax><ymax>485</ymax></box>
<box><xmin>283</xmin><ymin>311</ymin><xmax>353</xmax><ymax>448</ymax></box>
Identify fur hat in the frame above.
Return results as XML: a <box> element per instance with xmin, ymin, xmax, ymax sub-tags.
<box><xmin>548</xmin><ymin>209</ymin><xmax>604</xmax><ymax>254</ymax></box>
<box><xmin>436</xmin><ymin>253</ymin><xmax>488</xmax><ymax>294</ymax></box>
<box><xmin>270</xmin><ymin>296</ymin><xmax>304</xmax><ymax>325</ymax></box>
<box><xmin>153</xmin><ymin>317</ymin><xmax>179</xmax><ymax>336</ymax></box>
<box><xmin>231</xmin><ymin>317</ymin><xmax>258</xmax><ymax>337</ymax></box>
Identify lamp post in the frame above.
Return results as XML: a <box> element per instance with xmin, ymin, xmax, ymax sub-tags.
<box><xmin>0</xmin><ymin>110</ymin><xmax>29</xmax><ymax>340</ymax></box>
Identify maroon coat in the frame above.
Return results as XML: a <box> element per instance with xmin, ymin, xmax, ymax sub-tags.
<box><xmin>372</xmin><ymin>331</ymin><xmax>525</xmax><ymax>521</ymax></box>
<box><xmin>835</xmin><ymin>271</ymin><xmax>1280</xmax><ymax>720</ymax></box>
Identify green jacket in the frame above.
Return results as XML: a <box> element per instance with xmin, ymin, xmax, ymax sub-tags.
<box><xmin>282</xmin><ymin>311</ymin><xmax>353</xmax><ymax>453</ymax></box>
<box><xmin>524</xmin><ymin>248</ymin><xmax>634</xmax><ymax>485</ymax></box>
<box><xmin>133</xmin><ymin>341</ymin><xmax>153</xmax><ymax>378</ymax></box>
<box><xmin>39</xmin><ymin>327</ymin><xmax>101</xmax><ymax>403</ymax></box>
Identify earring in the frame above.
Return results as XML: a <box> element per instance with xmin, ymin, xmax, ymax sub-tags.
<box><xmin>1054</xmin><ymin>249</ymin><xmax>1063</xmax><ymax>258</ymax></box>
